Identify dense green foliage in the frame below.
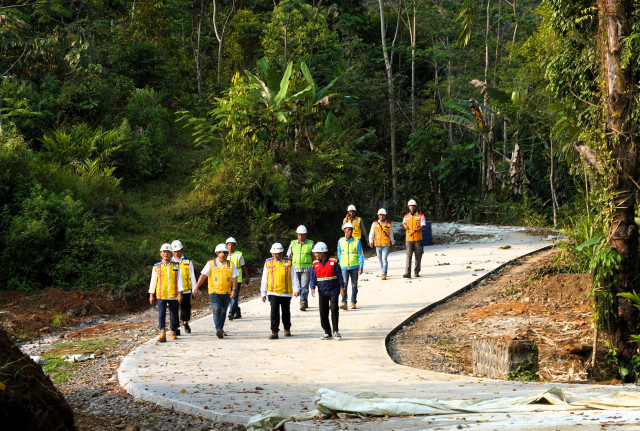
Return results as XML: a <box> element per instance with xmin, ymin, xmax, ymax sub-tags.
<box><xmin>1</xmin><ymin>0</ymin><xmax>637</xmax><ymax>299</ymax></box>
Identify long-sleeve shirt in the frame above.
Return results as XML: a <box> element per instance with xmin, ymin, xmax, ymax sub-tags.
<box><xmin>148</xmin><ymin>262</ymin><xmax>184</xmax><ymax>298</ymax></box>
<box><xmin>173</xmin><ymin>256</ymin><xmax>197</xmax><ymax>293</ymax></box>
<box><xmin>368</xmin><ymin>221</ymin><xmax>395</xmax><ymax>246</ymax></box>
<box><xmin>337</xmin><ymin>237</ymin><xmax>364</xmax><ymax>270</ymax></box>
<box><xmin>260</xmin><ymin>259</ymin><xmax>301</xmax><ymax>297</ymax></box>
<box><xmin>309</xmin><ymin>258</ymin><xmax>345</xmax><ymax>296</ymax></box>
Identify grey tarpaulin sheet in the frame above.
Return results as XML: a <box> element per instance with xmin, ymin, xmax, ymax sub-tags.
<box><xmin>246</xmin><ymin>387</ymin><xmax>640</xmax><ymax>430</ymax></box>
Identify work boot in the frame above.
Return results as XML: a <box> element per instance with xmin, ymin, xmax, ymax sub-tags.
<box><xmin>349</xmin><ymin>302</ymin><xmax>356</xmax><ymax>310</ymax></box>
<box><xmin>228</xmin><ymin>313</ymin><xmax>234</xmax><ymax>321</ymax></box>
<box><xmin>403</xmin><ymin>273</ymin><xmax>411</xmax><ymax>279</ymax></box>
<box><xmin>184</xmin><ymin>323</ymin><xmax>191</xmax><ymax>334</ymax></box>
<box><xmin>300</xmin><ymin>300</ymin><xmax>307</xmax><ymax>311</ymax></box>
<box><xmin>169</xmin><ymin>331</ymin><xmax>177</xmax><ymax>340</ymax></box>
<box><xmin>216</xmin><ymin>329</ymin><xmax>224</xmax><ymax>339</ymax></box>
<box><xmin>175</xmin><ymin>328</ymin><xmax>181</xmax><ymax>335</ymax></box>
<box><xmin>414</xmin><ymin>272</ymin><xmax>420</xmax><ymax>278</ymax></box>
<box><xmin>381</xmin><ymin>274</ymin><xmax>387</xmax><ymax>280</ymax></box>
<box><xmin>339</xmin><ymin>302</ymin><xmax>348</xmax><ymax>310</ymax></box>
<box><xmin>269</xmin><ymin>333</ymin><xmax>278</xmax><ymax>339</ymax></box>
<box><xmin>157</xmin><ymin>330</ymin><xmax>166</xmax><ymax>343</ymax></box>
<box><xmin>284</xmin><ymin>330</ymin><xmax>292</xmax><ymax>337</ymax></box>
<box><xmin>234</xmin><ymin>310</ymin><xmax>242</xmax><ymax>319</ymax></box>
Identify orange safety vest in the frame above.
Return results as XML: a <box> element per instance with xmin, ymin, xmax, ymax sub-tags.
<box><xmin>266</xmin><ymin>257</ymin><xmax>293</xmax><ymax>295</ymax></box>
<box><xmin>404</xmin><ymin>212</ymin><xmax>424</xmax><ymax>241</ymax></box>
<box><xmin>207</xmin><ymin>259</ymin><xmax>234</xmax><ymax>295</ymax></box>
<box><xmin>154</xmin><ymin>262</ymin><xmax>180</xmax><ymax>300</ymax></box>
<box><xmin>373</xmin><ymin>221</ymin><xmax>392</xmax><ymax>247</ymax></box>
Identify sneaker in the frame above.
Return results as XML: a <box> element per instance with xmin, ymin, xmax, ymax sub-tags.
<box><xmin>321</xmin><ymin>333</ymin><xmax>332</xmax><ymax>340</ymax></box>
<box><xmin>228</xmin><ymin>313</ymin><xmax>234</xmax><ymax>321</ymax></box>
<box><xmin>339</xmin><ymin>302</ymin><xmax>348</xmax><ymax>310</ymax></box>
<box><xmin>216</xmin><ymin>329</ymin><xmax>224</xmax><ymax>339</ymax></box>
<box><xmin>269</xmin><ymin>333</ymin><xmax>278</xmax><ymax>339</ymax></box>
<box><xmin>381</xmin><ymin>274</ymin><xmax>387</xmax><ymax>280</ymax></box>
<box><xmin>333</xmin><ymin>331</ymin><xmax>342</xmax><ymax>340</ymax></box>
<box><xmin>414</xmin><ymin>272</ymin><xmax>420</xmax><ymax>278</ymax></box>
<box><xmin>157</xmin><ymin>330</ymin><xmax>166</xmax><ymax>343</ymax></box>
<box><xmin>184</xmin><ymin>323</ymin><xmax>191</xmax><ymax>334</ymax></box>
<box><xmin>169</xmin><ymin>331</ymin><xmax>177</xmax><ymax>340</ymax></box>
<box><xmin>284</xmin><ymin>330</ymin><xmax>292</xmax><ymax>337</ymax></box>
<box><xmin>403</xmin><ymin>273</ymin><xmax>411</xmax><ymax>279</ymax></box>
<box><xmin>349</xmin><ymin>302</ymin><xmax>356</xmax><ymax>310</ymax></box>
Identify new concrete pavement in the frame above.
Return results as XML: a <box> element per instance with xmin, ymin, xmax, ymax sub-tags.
<box><xmin>119</xmin><ymin>224</ymin><xmax>640</xmax><ymax>430</ymax></box>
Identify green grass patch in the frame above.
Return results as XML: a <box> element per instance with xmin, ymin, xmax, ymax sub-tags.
<box><xmin>41</xmin><ymin>337</ymin><xmax>120</xmax><ymax>384</ymax></box>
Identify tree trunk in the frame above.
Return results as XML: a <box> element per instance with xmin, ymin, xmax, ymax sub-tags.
<box><xmin>194</xmin><ymin>0</ymin><xmax>204</xmax><ymax>98</ymax></box>
<box><xmin>213</xmin><ymin>0</ymin><xmax>236</xmax><ymax>86</ymax></box>
<box><xmin>598</xmin><ymin>0</ymin><xmax>638</xmax><ymax>363</ymax></box>
<box><xmin>550</xmin><ymin>138</ymin><xmax>558</xmax><ymax>227</ymax></box>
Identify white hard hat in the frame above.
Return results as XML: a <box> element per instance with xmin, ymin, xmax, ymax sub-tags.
<box><xmin>171</xmin><ymin>240</ymin><xmax>183</xmax><ymax>251</ymax></box>
<box><xmin>347</xmin><ymin>204</ymin><xmax>356</xmax><ymax>211</ymax></box>
<box><xmin>342</xmin><ymin>222</ymin><xmax>354</xmax><ymax>230</ymax></box>
<box><xmin>377</xmin><ymin>208</ymin><xmax>387</xmax><ymax>215</ymax></box>
<box><xmin>296</xmin><ymin>225</ymin><xmax>307</xmax><ymax>234</ymax></box>
<box><xmin>226</xmin><ymin>237</ymin><xmax>236</xmax><ymax>244</ymax></box>
<box><xmin>160</xmin><ymin>243</ymin><xmax>172</xmax><ymax>252</ymax></box>
<box><xmin>215</xmin><ymin>244</ymin><xmax>228</xmax><ymax>253</ymax></box>
<box><xmin>312</xmin><ymin>242</ymin><xmax>328</xmax><ymax>253</ymax></box>
<box><xmin>408</xmin><ymin>199</ymin><xmax>417</xmax><ymax>206</ymax></box>
<box><xmin>270</xmin><ymin>243</ymin><xmax>285</xmax><ymax>253</ymax></box>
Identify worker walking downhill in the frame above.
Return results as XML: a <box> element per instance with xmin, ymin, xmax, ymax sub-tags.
<box><xmin>226</xmin><ymin>237</ymin><xmax>249</xmax><ymax>320</ymax></box>
<box><xmin>286</xmin><ymin>225</ymin><xmax>314</xmax><ymax>311</ymax></box>
<box><xmin>261</xmin><ymin>243</ymin><xmax>300</xmax><ymax>339</ymax></box>
<box><xmin>337</xmin><ymin>222</ymin><xmax>364</xmax><ymax>310</ymax></box>
<box><xmin>171</xmin><ymin>240</ymin><xmax>196</xmax><ymax>334</ymax></box>
<box><xmin>403</xmin><ymin>199</ymin><xmax>426</xmax><ymax>278</ymax></box>
<box><xmin>310</xmin><ymin>242</ymin><xmax>345</xmax><ymax>340</ymax></box>
<box><xmin>149</xmin><ymin>243</ymin><xmax>183</xmax><ymax>342</ymax></box>
<box><xmin>343</xmin><ymin>205</ymin><xmax>368</xmax><ymax>245</ymax></box>
<box><xmin>193</xmin><ymin>244</ymin><xmax>238</xmax><ymax>339</ymax></box>
<box><xmin>368</xmin><ymin>208</ymin><xmax>395</xmax><ymax>280</ymax></box>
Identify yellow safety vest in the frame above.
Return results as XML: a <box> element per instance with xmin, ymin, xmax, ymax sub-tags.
<box><xmin>338</xmin><ymin>237</ymin><xmax>360</xmax><ymax>268</ymax></box>
<box><xmin>154</xmin><ymin>262</ymin><xmax>180</xmax><ymax>300</ymax></box>
<box><xmin>207</xmin><ymin>259</ymin><xmax>234</xmax><ymax>295</ymax></box>
<box><xmin>343</xmin><ymin>216</ymin><xmax>363</xmax><ymax>239</ymax></box>
<box><xmin>266</xmin><ymin>257</ymin><xmax>293</xmax><ymax>295</ymax></box>
<box><xmin>373</xmin><ymin>221</ymin><xmax>392</xmax><ymax>247</ymax></box>
<box><xmin>227</xmin><ymin>251</ymin><xmax>244</xmax><ymax>283</ymax></box>
<box><xmin>290</xmin><ymin>240</ymin><xmax>314</xmax><ymax>269</ymax></box>
<box><xmin>404</xmin><ymin>212</ymin><xmax>424</xmax><ymax>241</ymax></box>
<box><xmin>177</xmin><ymin>258</ymin><xmax>193</xmax><ymax>292</ymax></box>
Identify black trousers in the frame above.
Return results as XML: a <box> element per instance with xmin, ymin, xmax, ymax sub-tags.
<box><xmin>268</xmin><ymin>295</ymin><xmax>291</xmax><ymax>333</ymax></box>
<box><xmin>180</xmin><ymin>293</ymin><xmax>191</xmax><ymax>322</ymax></box>
<box><xmin>318</xmin><ymin>293</ymin><xmax>339</xmax><ymax>334</ymax></box>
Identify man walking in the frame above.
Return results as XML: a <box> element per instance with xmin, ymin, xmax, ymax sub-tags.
<box><xmin>403</xmin><ymin>199</ymin><xmax>426</xmax><ymax>278</ymax></box>
<box><xmin>261</xmin><ymin>243</ymin><xmax>300</xmax><ymax>339</ymax></box>
<box><xmin>226</xmin><ymin>237</ymin><xmax>249</xmax><ymax>320</ymax></box>
<box><xmin>193</xmin><ymin>244</ymin><xmax>238</xmax><ymax>339</ymax></box>
<box><xmin>368</xmin><ymin>208</ymin><xmax>395</xmax><ymax>280</ymax></box>
<box><xmin>149</xmin><ymin>243</ymin><xmax>183</xmax><ymax>342</ymax></box>
<box><xmin>337</xmin><ymin>222</ymin><xmax>364</xmax><ymax>310</ymax></box>
<box><xmin>343</xmin><ymin>205</ymin><xmax>368</xmax><ymax>244</ymax></box>
<box><xmin>310</xmin><ymin>242</ymin><xmax>345</xmax><ymax>340</ymax></box>
<box><xmin>286</xmin><ymin>225</ymin><xmax>314</xmax><ymax>311</ymax></box>
<box><xmin>171</xmin><ymin>240</ymin><xmax>196</xmax><ymax>334</ymax></box>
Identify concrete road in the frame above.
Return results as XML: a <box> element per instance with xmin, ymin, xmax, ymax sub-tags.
<box><xmin>119</xmin><ymin>224</ymin><xmax>640</xmax><ymax>430</ymax></box>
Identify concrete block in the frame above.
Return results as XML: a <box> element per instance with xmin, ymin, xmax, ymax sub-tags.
<box><xmin>473</xmin><ymin>336</ymin><xmax>538</xmax><ymax>379</ymax></box>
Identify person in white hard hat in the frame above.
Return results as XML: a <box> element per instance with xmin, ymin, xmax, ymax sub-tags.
<box><xmin>149</xmin><ymin>243</ymin><xmax>184</xmax><ymax>342</ymax></box>
<box><xmin>368</xmin><ymin>208</ymin><xmax>395</xmax><ymax>280</ymax></box>
<box><xmin>193</xmin><ymin>244</ymin><xmax>238</xmax><ymax>339</ymax></box>
<box><xmin>402</xmin><ymin>199</ymin><xmax>426</xmax><ymax>278</ymax></box>
<box><xmin>286</xmin><ymin>225</ymin><xmax>314</xmax><ymax>311</ymax></box>
<box><xmin>310</xmin><ymin>242</ymin><xmax>345</xmax><ymax>340</ymax></box>
<box><xmin>226</xmin><ymin>237</ymin><xmax>249</xmax><ymax>320</ymax></box>
<box><xmin>261</xmin><ymin>243</ymin><xmax>300</xmax><ymax>339</ymax></box>
<box><xmin>343</xmin><ymin>204</ymin><xmax>369</xmax><ymax>244</ymax></box>
<box><xmin>337</xmin><ymin>222</ymin><xmax>364</xmax><ymax>310</ymax></box>
<box><xmin>171</xmin><ymin>240</ymin><xmax>196</xmax><ymax>334</ymax></box>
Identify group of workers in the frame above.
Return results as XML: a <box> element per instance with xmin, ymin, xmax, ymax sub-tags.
<box><xmin>148</xmin><ymin>199</ymin><xmax>427</xmax><ymax>342</ymax></box>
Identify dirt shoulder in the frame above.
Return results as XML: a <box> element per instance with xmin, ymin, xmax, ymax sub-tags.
<box><xmin>388</xmin><ymin>248</ymin><xmax>617</xmax><ymax>382</ymax></box>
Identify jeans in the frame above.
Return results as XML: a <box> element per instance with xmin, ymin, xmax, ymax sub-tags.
<box><xmin>268</xmin><ymin>295</ymin><xmax>292</xmax><ymax>333</ymax></box>
<box><xmin>405</xmin><ymin>240</ymin><xmax>424</xmax><ymax>275</ymax></box>
<box><xmin>209</xmin><ymin>293</ymin><xmax>230</xmax><ymax>331</ymax></box>
<box><xmin>295</xmin><ymin>271</ymin><xmax>311</xmax><ymax>302</ymax></box>
<box><xmin>157</xmin><ymin>299</ymin><xmax>179</xmax><ymax>331</ymax></box>
<box><xmin>228</xmin><ymin>285</ymin><xmax>241</xmax><ymax>316</ymax></box>
<box><xmin>179</xmin><ymin>293</ymin><xmax>191</xmax><ymax>322</ymax></box>
<box><xmin>341</xmin><ymin>268</ymin><xmax>359</xmax><ymax>304</ymax></box>
<box><xmin>319</xmin><ymin>293</ymin><xmax>339</xmax><ymax>334</ymax></box>
<box><xmin>376</xmin><ymin>246</ymin><xmax>390</xmax><ymax>274</ymax></box>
